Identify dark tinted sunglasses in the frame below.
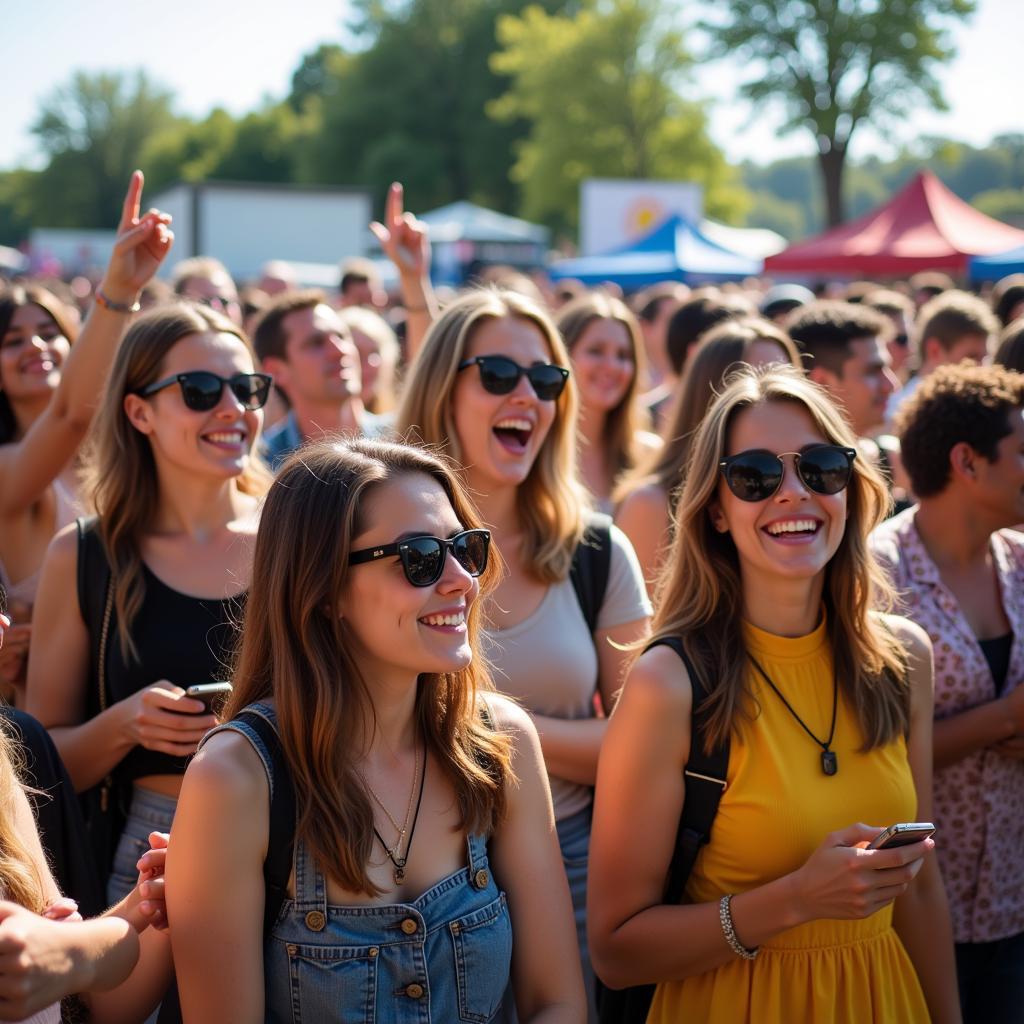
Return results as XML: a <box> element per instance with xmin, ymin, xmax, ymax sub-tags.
<box><xmin>137</xmin><ymin>371</ymin><xmax>272</xmax><ymax>412</ymax></box>
<box><xmin>458</xmin><ymin>355</ymin><xmax>569</xmax><ymax>401</ymax></box>
<box><xmin>719</xmin><ymin>445</ymin><xmax>857</xmax><ymax>502</ymax></box>
<box><xmin>348</xmin><ymin>529</ymin><xmax>491</xmax><ymax>587</ymax></box>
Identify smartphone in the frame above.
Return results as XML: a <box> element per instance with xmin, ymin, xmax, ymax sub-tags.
<box><xmin>185</xmin><ymin>681</ymin><xmax>233</xmax><ymax>715</ymax></box>
<box><xmin>867</xmin><ymin>822</ymin><xmax>936</xmax><ymax>850</ymax></box>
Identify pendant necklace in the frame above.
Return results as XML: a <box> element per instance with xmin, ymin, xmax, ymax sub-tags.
<box><xmin>361</xmin><ymin>743</ymin><xmax>427</xmax><ymax>885</ymax></box>
<box><xmin>749</xmin><ymin>655</ymin><xmax>839</xmax><ymax>776</ymax></box>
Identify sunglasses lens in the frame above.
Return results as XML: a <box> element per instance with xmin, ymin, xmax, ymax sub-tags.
<box><xmin>179</xmin><ymin>372</ymin><xmax>223</xmax><ymax>411</ymax></box>
<box><xmin>230</xmin><ymin>374</ymin><xmax>270</xmax><ymax>410</ymax></box>
<box><xmin>476</xmin><ymin>357</ymin><xmax>519</xmax><ymax>395</ymax></box>
<box><xmin>527</xmin><ymin>365</ymin><xmax>568</xmax><ymax>401</ymax></box>
<box><xmin>452</xmin><ymin>531</ymin><xmax>489</xmax><ymax>576</ymax></box>
<box><xmin>798</xmin><ymin>446</ymin><xmax>853</xmax><ymax>495</ymax></box>
<box><xmin>725</xmin><ymin>452</ymin><xmax>783</xmax><ymax>502</ymax></box>
<box><xmin>402</xmin><ymin>538</ymin><xmax>445</xmax><ymax>586</ymax></box>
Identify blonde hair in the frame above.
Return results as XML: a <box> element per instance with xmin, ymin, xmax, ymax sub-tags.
<box><xmin>650</xmin><ymin>364</ymin><xmax>909</xmax><ymax>752</ymax></box>
<box><xmin>556</xmin><ymin>291</ymin><xmax>649</xmax><ymax>484</ymax></box>
<box><xmin>396</xmin><ymin>288</ymin><xmax>590</xmax><ymax>582</ymax></box>
<box><xmin>0</xmin><ymin>726</ymin><xmax>45</xmax><ymax>914</ymax></box>
<box><xmin>227</xmin><ymin>438</ymin><xmax>513</xmax><ymax>896</ymax></box>
<box><xmin>84</xmin><ymin>304</ymin><xmax>271</xmax><ymax>660</ymax></box>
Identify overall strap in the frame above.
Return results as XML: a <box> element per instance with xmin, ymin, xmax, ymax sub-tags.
<box><xmin>233</xmin><ymin>706</ymin><xmax>297</xmax><ymax>941</ymax></box>
<box><xmin>569</xmin><ymin>512</ymin><xmax>613</xmax><ymax>635</ymax></box>
<box><xmin>645</xmin><ymin>636</ymin><xmax>730</xmax><ymax>904</ymax></box>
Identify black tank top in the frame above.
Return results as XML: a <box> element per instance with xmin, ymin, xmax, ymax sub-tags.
<box><xmin>78</xmin><ymin>519</ymin><xmax>245</xmax><ymax>782</ymax></box>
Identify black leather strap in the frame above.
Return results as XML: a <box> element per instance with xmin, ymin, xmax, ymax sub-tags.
<box><xmin>569</xmin><ymin>513</ymin><xmax>613</xmax><ymax>635</ymax></box>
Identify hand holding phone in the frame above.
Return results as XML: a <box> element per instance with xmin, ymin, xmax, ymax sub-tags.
<box><xmin>184</xmin><ymin>681</ymin><xmax>233</xmax><ymax>715</ymax></box>
<box><xmin>866</xmin><ymin>822</ymin><xmax>936</xmax><ymax>850</ymax></box>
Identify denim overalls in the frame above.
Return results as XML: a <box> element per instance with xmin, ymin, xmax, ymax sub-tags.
<box><xmin>214</xmin><ymin>705</ymin><xmax>513</xmax><ymax>1023</ymax></box>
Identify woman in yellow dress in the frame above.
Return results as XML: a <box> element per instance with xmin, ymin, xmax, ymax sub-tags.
<box><xmin>588</xmin><ymin>364</ymin><xmax>961</xmax><ymax>1023</ymax></box>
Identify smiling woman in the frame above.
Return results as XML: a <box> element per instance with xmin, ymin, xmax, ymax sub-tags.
<box><xmin>26</xmin><ymin>303</ymin><xmax>270</xmax><ymax>911</ymax></box>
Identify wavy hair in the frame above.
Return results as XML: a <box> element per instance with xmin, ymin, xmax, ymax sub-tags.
<box><xmin>0</xmin><ymin>285</ymin><xmax>79</xmax><ymax>445</ymax></box>
<box><xmin>0</xmin><ymin>725</ymin><xmax>45</xmax><ymax>914</ymax></box>
<box><xmin>616</xmin><ymin>318</ymin><xmax>800</xmax><ymax>506</ymax></box>
<box><xmin>649</xmin><ymin>364</ymin><xmax>908</xmax><ymax>752</ymax></box>
<box><xmin>83</xmin><ymin>303</ymin><xmax>270</xmax><ymax>660</ymax></box>
<box><xmin>396</xmin><ymin>288</ymin><xmax>589</xmax><ymax>582</ymax></box>
<box><xmin>226</xmin><ymin>438</ymin><xmax>513</xmax><ymax>896</ymax></box>
<box><xmin>556</xmin><ymin>291</ymin><xmax>649</xmax><ymax>484</ymax></box>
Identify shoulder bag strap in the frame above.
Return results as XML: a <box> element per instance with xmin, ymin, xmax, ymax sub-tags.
<box><xmin>569</xmin><ymin>512</ymin><xmax>613</xmax><ymax>635</ymax></box>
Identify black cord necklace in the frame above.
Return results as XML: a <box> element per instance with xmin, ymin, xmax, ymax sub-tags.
<box><xmin>369</xmin><ymin>746</ymin><xmax>427</xmax><ymax>886</ymax></box>
<box><xmin>749</xmin><ymin>655</ymin><xmax>839</xmax><ymax>776</ymax></box>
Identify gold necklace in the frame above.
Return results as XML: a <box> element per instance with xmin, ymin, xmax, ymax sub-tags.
<box><xmin>359</xmin><ymin>742</ymin><xmax>425</xmax><ymax>884</ymax></box>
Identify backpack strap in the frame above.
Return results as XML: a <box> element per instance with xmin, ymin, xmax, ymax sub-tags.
<box><xmin>569</xmin><ymin>512</ymin><xmax>613</xmax><ymax>635</ymax></box>
<box><xmin>646</xmin><ymin>636</ymin><xmax>730</xmax><ymax>904</ymax></box>
<box><xmin>234</xmin><ymin>708</ymin><xmax>297</xmax><ymax>942</ymax></box>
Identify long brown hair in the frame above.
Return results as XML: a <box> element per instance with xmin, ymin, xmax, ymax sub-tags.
<box><xmin>649</xmin><ymin>364</ymin><xmax>908</xmax><ymax>752</ymax></box>
<box><xmin>616</xmin><ymin>318</ymin><xmax>801</xmax><ymax>506</ymax></box>
<box><xmin>0</xmin><ymin>725</ymin><xmax>46</xmax><ymax>913</ymax></box>
<box><xmin>556</xmin><ymin>291</ymin><xmax>649</xmax><ymax>483</ymax></box>
<box><xmin>84</xmin><ymin>304</ymin><xmax>270</xmax><ymax>660</ymax></box>
<box><xmin>226</xmin><ymin>438</ymin><xmax>513</xmax><ymax>896</ymax></box>
<box><xmin>396</xmin><ymin>288</ymin><xmax>590</xmax><ymax>582</ymax></box>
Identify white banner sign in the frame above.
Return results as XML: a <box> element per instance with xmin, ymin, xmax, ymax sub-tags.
<box><xmin>580</xmin><ymin>179</ymin><xmax>704</xmax><ymax>256</ymax></box>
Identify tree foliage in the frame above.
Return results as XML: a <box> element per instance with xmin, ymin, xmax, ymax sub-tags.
<box><xmin>491</xmin><ymin>0</ymin><xmax>746</xmax><ymax>234</ymax></box>
<box><xmin>701</xmin><ymin>0</ymin><xmax>975</xmax><ymax>225</ymax></box>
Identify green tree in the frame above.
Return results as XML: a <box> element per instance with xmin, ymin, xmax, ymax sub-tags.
<box><xmin>31</xmin><ymin>70</ymin><xmax>179</xmax><ymax>227</ymax></box>
<box><xmin>490</xmin><ymin>0</ymin><xmax>745</xmax><ymax>234</ymax></box>
<box><xmin>701</xmin><ymin>0</ymin><xmax>975</xmax><ymax>227</ymax></box>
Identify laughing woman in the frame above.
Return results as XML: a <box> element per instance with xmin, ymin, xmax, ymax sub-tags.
<box><xmin>397</xmin><ymin>289</ymin><xmax>651</xmax><ymax>1019</ymax></box>
<box><xmin>27</xmin><ymin>303</ymin><xmax>270</xmax><ymax>903</ymax></box>
<box><xmin>589</xmin><ymin>366</ymin><xmax>960</xmax><ymax>1023</ymax></box>
<box><xmin>165</xmin><ymin>439</ymin><xmax>585</xmax><ymax>1023</ymax></box>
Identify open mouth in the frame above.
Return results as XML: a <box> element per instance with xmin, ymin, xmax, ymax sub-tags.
<box><xmin>763</xmin><ymin>518</ymin><xmax>822</xmax><ymax>539</ymax></box>
<box><xmin>201</xmin><ymin>430</ymin><xmax>247</xmax><ymax>450</ymax></box>
<box><xmin>493</xmin><ymin>418</ymin><xmax>533</xmax><ymax>454</ymax></box>
<box><xmin>419</xmin><ymin>610</ymin><xmax>467</xmax><ymax>630</ymax></box>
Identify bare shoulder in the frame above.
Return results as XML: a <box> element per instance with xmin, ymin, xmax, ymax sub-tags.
<box><xmin>617</xmin><ymin>643</ymin><xmax>693</xmax><ymax>721</ymax></box>
<box><xmin>44</xmin><ymin>521</ymin><xmax>80</xmax><ymax>573</ymax></box>
<box><xmin>480</xmin><ymin>692</ymin><xmax>535</xmax><ymax>745</ymax></box>
<box><xmin>184</xmin><ymin>729</ymin><xmax>269</xmax><ymax>811</ymax></box>
<box><xmin>877</xmin><ymin>612</ymin><xmax>932</xmax><ymax>664</ymax></box>
<box><xmin>617</xmin><ymin>480</ymin><xmax>668</xmax><ymax>516</ymax></box>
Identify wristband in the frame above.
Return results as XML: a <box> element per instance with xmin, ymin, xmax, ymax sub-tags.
<box><xmin>719</xmin><ymin>894</ymin><xmax>759</xmax><ymax>960</ymax></box>
<box><xmin>94</xmin><ymin>288</ymin><xmax>141</xmax><ymax>314</ymax></box>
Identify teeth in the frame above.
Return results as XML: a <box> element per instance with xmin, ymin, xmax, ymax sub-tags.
<box><xmin>205</xmin><ymin>431</ymin><xmax>244</xmax><ymax>443</ymax></box>
<box><xmin>494</xmin><ymin>418</ymin><xmax>532</xmax><ymax>431</ymax></box>
<box><xmin>766</xmin><ymin>519</ymin><xmax>819</xmax><ymax>535</ymax></box>
<box><xmin>421</xmin><ymin>611</ymin><xmax>466</xmax><ymax>627</ymax></box>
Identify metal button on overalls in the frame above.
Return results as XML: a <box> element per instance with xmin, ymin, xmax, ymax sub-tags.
<box><xmin>305</xmin><ymin>910</ymin><xmax>326</xmax><ymax>932</ymax></box>
<box><xmin>405</xmin><ymin>982</ymin><xmax>425</xmax><ymax>999</ymax></box>
<box><xmin>400</xmin><ymin>917</ymin><xmax>418</xmax><ymax>935</ymax></box>
<box><xmin>473</xmin><ymin>868</ymin><xmax>489</xmax><ymax>890</ymax></box>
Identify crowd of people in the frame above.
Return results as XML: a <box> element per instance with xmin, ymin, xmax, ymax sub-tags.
<box><xmin>0</xmin><ymin>168</ymin><xmax>1022</xmax><ymax>1023</ymax></box>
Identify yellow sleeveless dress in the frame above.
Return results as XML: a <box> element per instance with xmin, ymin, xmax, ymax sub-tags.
<box><xmin>646</xmin><ymin>616</ymin><xmax>929</xmax><ymax>1023</ymax></box>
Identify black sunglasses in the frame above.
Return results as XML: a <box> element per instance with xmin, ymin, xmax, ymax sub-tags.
<box><xmin>348</xmin><ymin>529</ymin><xmax>491</xmax><ymax>587</ymax></box>
<box><xmin>137</xmin><ymin>371</ymin><xmax>273</xmax><ymax>412</ymax></box>
<box><xmin>458</xmin><ymin>355</ymin><xmax>569</xmax><ymax>401</ymax></box>
<box><xmin>719</xmin><ymin>445</ymin><xmax>857</xmax><ymax>502</ymax></box>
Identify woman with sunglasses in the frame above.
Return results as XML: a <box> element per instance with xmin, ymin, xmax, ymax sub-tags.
<box><xmin>397</xmin><ymin>289</ymin><xmax>651</xmax><ymax>1019</ymax></box>
<box><xmin>27</xmin><ymin>303</ymin><xmax>271</xmax><ymax>905</ymax></box>
<box><xmin>589</xmin><ymin>365</ymin><xmax>960</xmax><ymax>1023</ymax></box>
<box><xmin>165</xmin><ymin>438</ymin><xmax>585</xmax><ymax>1023</ymax></box>
<box><xmin>0</xmin><ymin>172</ymin><xmax>172</xmax><ymax>705</ymax></box>
<box><xmin>554</xmin><ymin>292</ymin><xmax>660</xmax><ymax>513</ymax></box>
<box><xmin>615</xmin><ymin>317</ymin><xmax>801</xmax><ymax>587</ymax></box>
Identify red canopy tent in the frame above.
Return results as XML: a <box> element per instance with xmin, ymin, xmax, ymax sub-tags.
<box><xmin>764</xmin><ymin>171</ymin><xmax>1024</xmax><ymax>277</ymax></box>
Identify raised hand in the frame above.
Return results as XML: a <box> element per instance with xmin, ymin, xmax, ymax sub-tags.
<box><xmin>100</xmin><ymin>170</ymin><xmax>174</xmax><ymax>304</ymax></box>
<box><xmin>370</xmin><ymin>182</ymin><xmax>431</xmax><ymax>279</ymax></box>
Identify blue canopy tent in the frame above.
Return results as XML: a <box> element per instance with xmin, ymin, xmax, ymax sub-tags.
<box><xmin>549</xmin><ymin>215</ymin><xmax>762</xmax><ymax>288</ymax></box>
<box><xmin>971</xmin><ymin>245</ymin><xmax>1024</xmax><ymax>281</ymax></box>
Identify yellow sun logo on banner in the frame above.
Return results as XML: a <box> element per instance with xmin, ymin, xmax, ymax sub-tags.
<box><xmin>625</xmin><ymin>199</ymin><xmax>666</xmax><ymax>239</ymax></box>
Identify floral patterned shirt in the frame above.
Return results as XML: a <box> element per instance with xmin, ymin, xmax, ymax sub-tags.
<box><xmin>871</xmin><ymin>507</ymin><xmax>1024</xmax><ymax>943</ymax></box>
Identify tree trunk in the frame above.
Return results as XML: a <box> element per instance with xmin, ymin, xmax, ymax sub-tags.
<box><xmin>817</xmin><ymin>143</ymin><xmax>847</xmax><ymax>228</ymax></box>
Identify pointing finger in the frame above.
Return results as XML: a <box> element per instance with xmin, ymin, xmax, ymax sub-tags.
<box><xmin>119</xmin><ymin>171</ymin><xmax>144</xmax><ymax>233</ymax></box>
<box><xmin>386</xmin><ymin>182</ymin><xmax>404</xmax><ymax>229</ymax></box>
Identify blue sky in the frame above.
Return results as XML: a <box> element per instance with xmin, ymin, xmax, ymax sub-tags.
<box><xmin>1</xmin><ymin>0</ymin><xmax>1017</xmax><ymax>173</ymax></box>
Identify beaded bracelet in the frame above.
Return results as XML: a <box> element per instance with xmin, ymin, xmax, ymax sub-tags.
<box><xmin>94</xmin><ymin>288</ymin><xmax>141</xmax><ymax>314</ymax></box>
<box><xmin>719</xmin><ymin>894</ymin><xmax>759</xmax><ymax>960</ymax></box>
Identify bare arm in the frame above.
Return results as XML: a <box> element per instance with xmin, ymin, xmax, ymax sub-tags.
<box><xmin>614</xmin><ymin>484</ymin><xmax>670</xmax><ymax>593</ymax></box>
<box><xmin>486</xmin><ymin>696</ymin><xmax>586</xmax><ymax>1023</ymax></box>
<box><xmin>933</xmin><ymin>693</ymin><xmax>1019</xmax><ymax>771</ymax></box>
<box><xmin>532</xmin><ymin>615</ymin><xmax>649</xmax><ymax>786</ymax></box>
<box><xmin>887</xmin><ymin>617</ymin><xmax>962</xmax><ymax>1024</ymax></box>
<box><xmin>25</xmin><ymin>526</ymin><xmax>215</xmax><ymax>791</ymax></box>
<box><xmin>370</xmin><ymin>182</ymin><xmax>436</xmax><ymax>364</ymax></box>
<box><xmin>0</xmin><ymin>172</ymin><xmax>173</xmax><ymax>517</ymax></box>
<box><xmin>165</xmin><ymin>732</ymin><xmax>268</xmax><ymax>1024</ymax></box>
<box><xmin>588</xmin><ymin>646</ymin><xmax>933</xmax><ymax>989</ymax></box>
